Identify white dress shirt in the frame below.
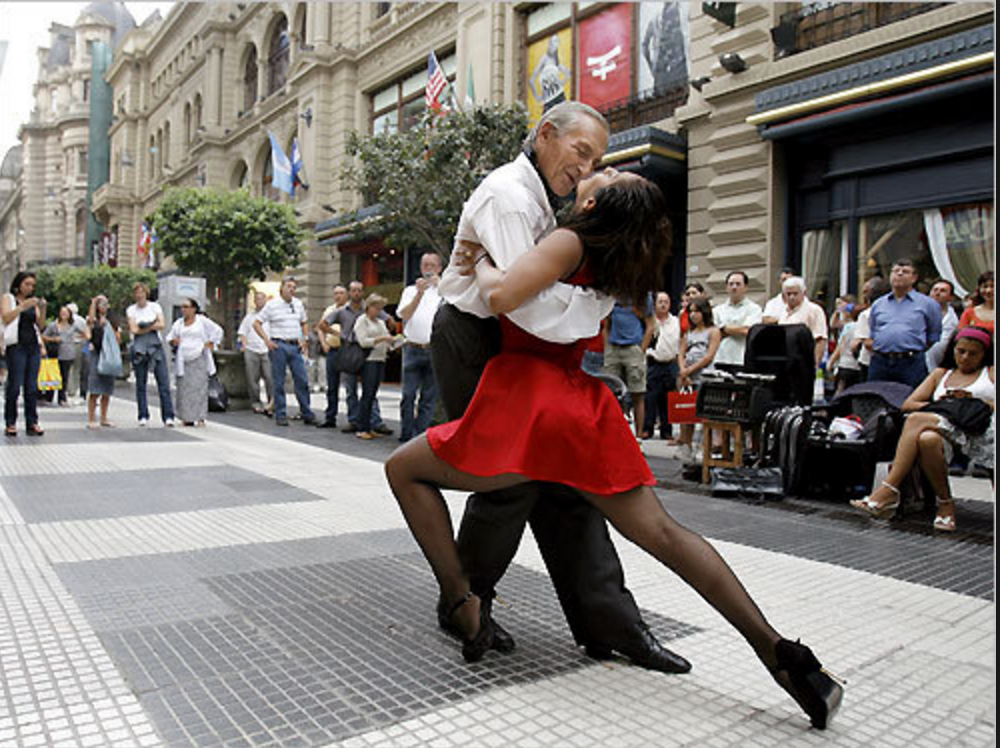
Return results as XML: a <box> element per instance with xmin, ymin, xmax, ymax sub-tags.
<box><xmin>713</xmin><ymin>298</ymin><xmax>763</xmax><ymax>366</ymax></box>
<box><xmin>398</xmin><ymin>283</ymin><xmax>441</xmax><ymax>345</ymax></box>
<box><xmin>762</xmin><ymin>293</ymin><xmax>785</xmax><ymax>321</ymax></box>
<box><xmin>238</xmin><ymin>311</ymin><xmax>269</xmax><ymax>355</ymax></box>
<box><xmin>438</xmin><ymin>153</ymin><xmax>614</xmax><ymax>344</ymax></box>
<box><xmin>648</xmin><ymin>313</ymin><xmax>680</xmax><ymax>363</ymax></box>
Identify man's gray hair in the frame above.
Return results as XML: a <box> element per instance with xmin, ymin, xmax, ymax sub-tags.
<box><xmin>524</xmin><ymin>101</ymin><xmax>609</xmax><ymax>148</ymax></box>
<box><xmin>782</xmin><ymin>276</ymin><xmax>807</xmax><ymax>293</ymax></box>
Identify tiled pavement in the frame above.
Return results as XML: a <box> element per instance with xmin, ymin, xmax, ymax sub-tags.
<box><xmin>0</xmin><ymin>386</ymin><xmax>994</xmax><ymax>747</ymax></box>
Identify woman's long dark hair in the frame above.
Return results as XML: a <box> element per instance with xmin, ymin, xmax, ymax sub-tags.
<box><xmin>687</xmin><ymin>296</ymin><xmax>714</xmax><ymax>328</ymax></box>
<box><xmin>9</xmin><ymin>271</ymin><xmax>36</xmax><ymax>296</ymax></box>
<box><xmin>561</xmin><ymin>176</ymin><xmax>671</xmax><ymax>301</ymax></box>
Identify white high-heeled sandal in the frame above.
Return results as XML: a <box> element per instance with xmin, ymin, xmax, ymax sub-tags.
<box><xmin>850</xmin><ymin>481</ymin><xmax>900</xmax><ymax>519</ymax></box>
<box><xmin>933</xmin><ymin>498</ymin><xmax>957</xmax><ymax>532</ymax></box>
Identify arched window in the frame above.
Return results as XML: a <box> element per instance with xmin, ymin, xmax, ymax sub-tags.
<box><xmin>75</xmin><ymin>206</ymin><xmax>87</xmax><ymax>259</ymax></box>
<box><xmin>261</xmin><ymin>154</ymin><xmax>275</xmax><ymax>200</ymax></box>
<box><xmin>194</xmin><ymin>93</ymin><xmax>203</xmax><ymax>132</ymax></box>
<box><xmin>267</xmin><ymin>17</ymin><xmax>290</xmax><ymax>95</ymax></box>
<box><xmin>184</xmin><ymin>102</ymin><xmax>192</xmax><ymax>145</ymax></box>
<box><xmin>243</xmin><ymin>46</ymin><xmax>258</xmax><ymax>113</ymax></box>
<box><xmin>232</xmin><ymin>161</ymin><xmax>249</xmax><ymax>189</ymax></box>
<box><xmin>295</xmin><ymin>6</ymin><xmax>307</xmax><ymax>45</ymax></box>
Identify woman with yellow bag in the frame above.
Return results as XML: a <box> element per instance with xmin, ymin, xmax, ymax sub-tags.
<box><xmin>41</xmin><ymin>306</ymin><xmax>78</xmax><ymax>406</ymax></box>
<box><xmin>2</xmin><ymin>271</ymin><xmax>46</xmax><ymax>437</ymax></box>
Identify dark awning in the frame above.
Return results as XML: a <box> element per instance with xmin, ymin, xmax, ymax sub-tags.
<box><xmin>748</xmin><ymin>23</ymin><xmax>994</xmax><ymax>138</ymax></box>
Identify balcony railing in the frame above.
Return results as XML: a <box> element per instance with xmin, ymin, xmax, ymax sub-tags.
<box><xmin>598</xmin><ymin>85</ymin><xmax>689</xmax><ymax>135</ymax></box>
<box><xmin>772</xmin><ymin>2</ymin><xmax>947</xmax><ymax>59</ymax></box>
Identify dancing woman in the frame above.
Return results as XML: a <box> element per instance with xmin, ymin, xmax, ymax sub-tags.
<box><xmin>385</xmin><ymin>168</ymin><xmax>843</xmax><ymax>730</ymax></box>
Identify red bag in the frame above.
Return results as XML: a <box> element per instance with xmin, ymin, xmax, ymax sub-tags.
<box><xmin>668</xmin><ymin>389</ymin><xmax>700</xmax><ymax>424</ymax></box>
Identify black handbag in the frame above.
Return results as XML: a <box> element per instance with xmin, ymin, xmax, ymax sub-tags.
<box><xmin>207</xmin><ymin>374</ymin><xmax>229</xmax><ymax>412</ymax></box>
<box><xmin>337</xmin><ymin>340</ymin><xmax>370</xmax><ymax>376</ymax></box>
<box><xmin>922</xmin><ymin>397</ymin><xmax>992</xmax><ymax>435</ymax></box>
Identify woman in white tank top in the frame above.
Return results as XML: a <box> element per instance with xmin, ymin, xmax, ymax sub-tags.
<box><xmin>851</xmin><ymin>326</ymin><xmax>994</xmax><ymax>532</ymax></box>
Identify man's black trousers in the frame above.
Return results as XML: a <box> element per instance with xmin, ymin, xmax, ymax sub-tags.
<box><xmin>430</xmin><ymin>303</ymin><xmax>645</xmax><ymax>649</ymax></box>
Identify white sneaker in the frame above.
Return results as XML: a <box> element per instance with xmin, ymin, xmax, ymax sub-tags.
<box><xmin>138</xmin><ymin>418</ymin><xmax>149</xmax><ymax>428</ymax></box>
<box><xmin>164</xmin><ymin>418</ymin><xmax>176</xmax><ymax>428</ymax></box>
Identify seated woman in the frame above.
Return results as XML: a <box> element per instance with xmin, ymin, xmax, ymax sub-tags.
<box><xmin>851</xmin><ymin>326</ymin><xmax>994</xmax><ymax>531</ymax></box>
<box><xmin>386</xmin><ymin>169</ymin><xmax>843</xmax><ymax>730</ymax></box>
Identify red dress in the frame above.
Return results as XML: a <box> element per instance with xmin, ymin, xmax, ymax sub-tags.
<box><xmin>427</xmin><ymin>269</ymin><xmax>655</xmax><ymax>495</ymax></box>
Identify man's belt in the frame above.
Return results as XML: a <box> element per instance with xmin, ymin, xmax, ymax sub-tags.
<box><xmin>873</xmin><ymin>349</ymin><xmax>921</xmax><ymax>359</ymax></box>
<box><xmin>272</xmin><ymin>338</ymin><xmax>300</xmax><ymax>344</ymax></box>
<box><xmin>406</xmin><ymin>342</ymin><xmax>431</xmax><ymax>349</ymax></box>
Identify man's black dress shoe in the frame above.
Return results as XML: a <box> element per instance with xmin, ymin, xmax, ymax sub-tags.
<box><xmin>585</xmin><ymin>622</ymin><xmax>691</xmax><ymax>674</ymax></box>
<box><xmin>436</xmin><ymin>595</ymin><xmax>515</xmax><ymax>653</ymax></box>
<box><xmin>275</xmin><ymin>417</ymin><xmax>290</xmax><ymax>427</ymax></box>
<box><xmin>341</xmin><ymin>423</ymin><xmax>359</xmax><ymax>433</ymax></box>
<box><xmin>373</xmin><ymin>424</ymin><xmax>394</xmax><ymax>436</ymax></box>
<box><xmin>302</xmin><ymin>415</ymin><xmax>317</xmax><ymax>426</ymax></box>
<box><xmin>316</xmin><ymin>420</ymin><xmax>338</xmax><ymax>429</ymax></box>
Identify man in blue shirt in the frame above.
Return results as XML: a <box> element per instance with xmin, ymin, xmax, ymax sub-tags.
<box><xmin>603</xmin><ymin>297</ymin><xmax>652</xmax><ymax>437</ymax></box>
<box><xmin>865</xmin><ymin>259</ymin><xmax>942</xmax><ymax>389</ymax></box>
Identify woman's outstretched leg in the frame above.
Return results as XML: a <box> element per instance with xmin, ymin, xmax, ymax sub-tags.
<box><xmin>384</xmin><ymin>436</ymin><xmax>526</xmax><ymax>643</ymax></box>
<box><xmin>583</xmin><ymin>485</ymin><xmax>842</xmax><ymax>728</ymax></box>
<box><xmin>583</xmin><ymin>486</ymin><xmax>780</xmax><ymax>661</ymax></box>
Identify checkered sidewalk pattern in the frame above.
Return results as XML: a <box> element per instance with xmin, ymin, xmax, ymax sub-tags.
<box><xmin>1</xmin><ymin>390</ymin><xmax>994</xmax><ymax>747</ymax></box>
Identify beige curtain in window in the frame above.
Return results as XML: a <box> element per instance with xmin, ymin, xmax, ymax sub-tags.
<box><xmin>924</xmin><ymin>204</ymin><xmax>994</xmax><ymax>298</ymax></box>
<box><xmin>802</xmin><ymin>226</ymin><xmax>837</xmax><ymax>310</ymax></box>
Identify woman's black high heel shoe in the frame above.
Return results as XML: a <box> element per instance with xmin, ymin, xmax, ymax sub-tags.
<box><xmin>770</xmin><ymin>639</ymin><xmax>844</xmax><ymax>730</ymax></box>
<box><xmin>448</xmin><ymin>591</ymin><xmax>494</xmax><ymax>663</ymax></box>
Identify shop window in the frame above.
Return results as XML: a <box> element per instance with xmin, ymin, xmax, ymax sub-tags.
<box><xmin>923</xmin><ymin>203</ymin><xmax>994</xmax><ymax>299</ymax></box>
<box><xmin>267</xmin><ymin>17</ymin><xmax>290</xmax><ymax>95</ymax></box>
<box><xmin>243</xmin><ymin>46</ymin><xmax>258</xmax><ymax>112</ymax></box>
<box><xmin>522</xmin><ymin>2</ymin><xmax>690</xmax><ymax>129</ymax></box>
<box><xmin>853</xmin><ymin>204</ymin><xmax>995</xmax><ymax>302</ymax></box>
<box><xmin>369</xmin><ymin>54</ymin><xmax>456</xmax><ymax>134</ymax></box>
<box><xmin>801</xmin><ymin>221</ymin><xmax>847</xmax><ymax>313</ymax></box>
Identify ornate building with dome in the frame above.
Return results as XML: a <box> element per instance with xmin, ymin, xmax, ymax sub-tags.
<box><xmin>0</xmin><ymin>1</ymin><xmax>138</xmax><ymax>289</ymax></box>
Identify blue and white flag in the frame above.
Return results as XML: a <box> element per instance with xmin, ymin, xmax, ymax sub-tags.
<box><xmin>268</xmin><ymin>131</ymin><xmax>293</xmax><ymax>195</ymax></box>
<box><xmin>291</xmin><ymin>138</ymin><xmax>307</xmax><ymax>193</ymax></box>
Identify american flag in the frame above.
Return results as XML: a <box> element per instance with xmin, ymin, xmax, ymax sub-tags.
<box><xmin>425</xmin><ymin>51</ymin><xmax>447</xmax><ymax>111</ymax></box>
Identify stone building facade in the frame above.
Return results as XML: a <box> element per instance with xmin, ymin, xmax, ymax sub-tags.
<box><xmin>0</xmin><ymin>2</ymin><xmax>136</xmax><ymax>289</ymax></box>
<box><xmin>8</xmin><ymin>2</ymin><xmax>991</xmax><ymax>319</ymax></box>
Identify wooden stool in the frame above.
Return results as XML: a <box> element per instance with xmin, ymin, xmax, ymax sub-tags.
<box><xmin>702</xmin><ymin>420</ymin><xmax>746</xmax><ymax>484</ymax></box>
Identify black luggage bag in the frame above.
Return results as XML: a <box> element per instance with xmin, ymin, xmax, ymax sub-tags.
<box><xmin>761</xmin><ymin>383</ymin><xmax>908</xmax><ymax>500</ymax></box>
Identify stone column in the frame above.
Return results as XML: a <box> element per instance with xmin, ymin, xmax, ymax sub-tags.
<box><xmin>205</xmin><ymin>45</ymin><xmax>223</xmax><ymax>127</ymax></box>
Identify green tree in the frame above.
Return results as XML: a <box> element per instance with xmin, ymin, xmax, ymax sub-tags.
<box><xmin>34</xmin><ymin>265</ymin><xmax>158</xmax><ymax>321</ymax></box>
<box><xmin>341</xmin><ymin>104</ymin><xmax>529</xmax><ymax>259</ymax></box>
<box><xmin>149</xmin><ymin>187</ymin><xmax>305</xmax><ymax>341</ymax></box>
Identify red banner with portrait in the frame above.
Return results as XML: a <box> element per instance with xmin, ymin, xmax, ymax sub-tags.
<box><xmin>577</xmin><ymin>4</ymin><xmax>633</xmax><ymax>111</ymax></box>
